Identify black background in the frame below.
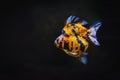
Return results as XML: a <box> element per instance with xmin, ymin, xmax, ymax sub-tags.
<box><xmin>0</xmin><ymin>0</ymin><xmax>120</xmax><ymax>80</ymax></box>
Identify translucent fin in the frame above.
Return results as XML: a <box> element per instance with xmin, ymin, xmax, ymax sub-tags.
<box><xmin>80</xmin><ymin>56</ymin><xmax>87</xmax><ymax>64</ymax></box>
<box><xmin>66</xmin><ymin>15</ymin><xmax>74</xmax><ymax>24</ymax></box>
<box><xmin>74</xmin><ymin>17</ymin><xmax>79</xmax><ymax>22</ymax></box>
<box><xmin>88</xmin><ymin>21</ymin><xmax>102</xmax><ymax>46</ymax></box>
<box><xmin>83</xmin><ymin>52</ymin><xmax>88</xmax><ymax>56</ymax></box>
<box><xmin>66</xmin><ymin>15</ymin><xmax>89</xmax><ymax>26</ymax></box>
<box><xmin>66</xmin><ymin>15</ymin><xmax>80</xmax><ymax>24</ymax></box>
<box><xmin>81</xmin><ymin>20</ymin><xmax>88</xmax><ymax>25</ymax></box>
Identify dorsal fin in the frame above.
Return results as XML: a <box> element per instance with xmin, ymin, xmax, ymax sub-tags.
<box><xmin>66</xmin><ymin>15</ymin><xmax>88</xmax><ymax>26</ymax></box>
<box><xmin>66</xmin><ymin>15</ymin><xmax>80</xmax><ymax>24</ymax></box>
<box><xmin>81</xmin><ymin>20</ymin><xmax>88</xmax><ymax>25</ymax></box>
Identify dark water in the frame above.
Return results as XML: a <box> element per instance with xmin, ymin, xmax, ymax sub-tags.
<box><xmin>0</xmin><ymin>0</ymin><xmax>119</xmax><ymax>80</ymax></box>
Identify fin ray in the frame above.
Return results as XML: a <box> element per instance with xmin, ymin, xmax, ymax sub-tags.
<box><xmin>81</xmin><ymin>20</ymin><xmax>88</xmax><ymax>25</ymax></box>
<box><xmin>88</xmin><ymin>21</ymin><xmax>102</xmax><ymax>46</ymax></box>
<box><xmin>66</xmin><ymin>15</ymin><xmax>80</xmax><ymax>24</ymax></box>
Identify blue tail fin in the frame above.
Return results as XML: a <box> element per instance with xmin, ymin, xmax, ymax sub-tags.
<box><xmin>88</xmin><ymin>21</ymin><xmax>102</xmax><ymax>46</ymax></box>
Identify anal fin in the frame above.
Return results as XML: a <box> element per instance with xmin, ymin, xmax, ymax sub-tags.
<box><xmin>80</xmin><ymin>56</ymin><xmax>87</xmax><ymax>64</ymax></box>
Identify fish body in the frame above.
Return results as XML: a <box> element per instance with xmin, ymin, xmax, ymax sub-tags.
<box><xmin>54</xmin><ymin>16</ymin><xmax>102</xmax><ymax>64</ymax></box>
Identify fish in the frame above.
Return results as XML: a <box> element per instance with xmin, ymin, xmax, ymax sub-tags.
<box><xmin>54</xmin><ymin>15</ymin><xmax>102</xmax><ymax>64</ymax></box>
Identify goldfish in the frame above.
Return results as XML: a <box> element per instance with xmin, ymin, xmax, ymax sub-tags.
<box><xmin>54</xmin><ymin>15</ymin><xmax>102</xmax><ymax>64</ymax></box>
